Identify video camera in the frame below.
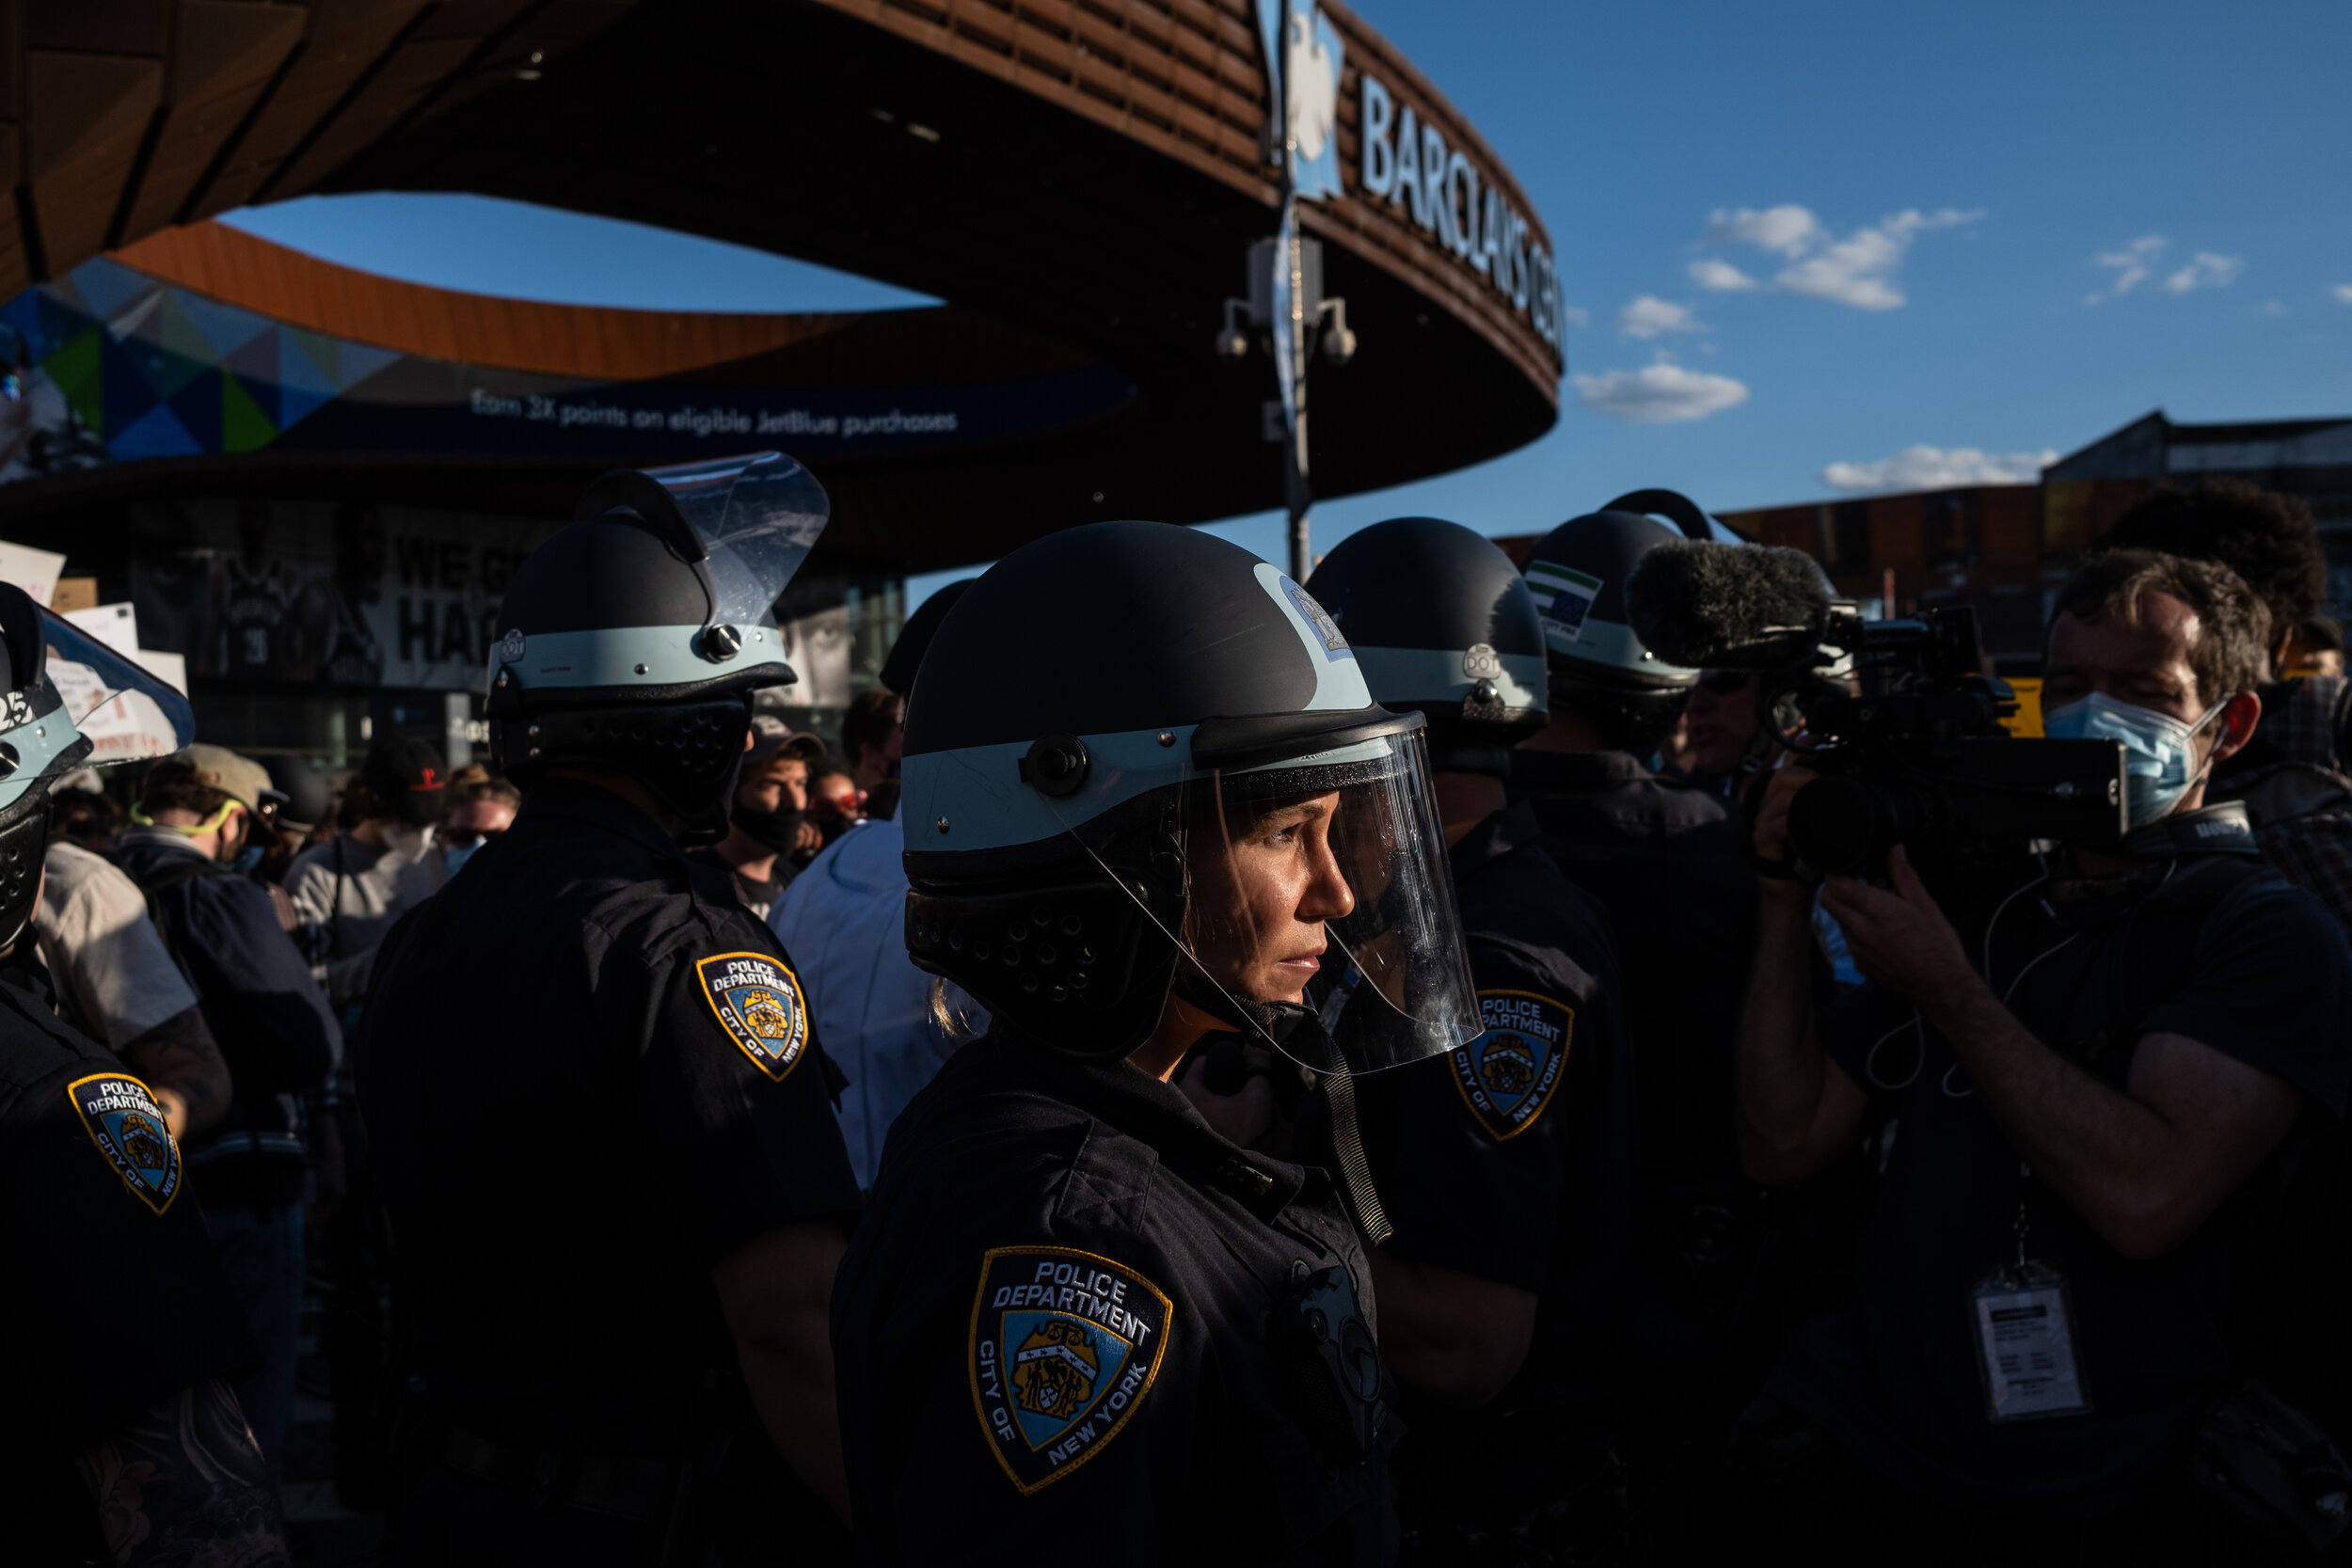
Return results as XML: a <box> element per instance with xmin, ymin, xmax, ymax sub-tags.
<box><xmin>1627</xmin><ymin>541</ymin><xmax>2128</xmax><ymax>879</ymax></box>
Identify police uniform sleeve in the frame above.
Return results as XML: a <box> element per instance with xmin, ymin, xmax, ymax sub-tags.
<box><xmin>2140</xmin><ymin>876</ymin><xmax>2352</xmax><ymax>1116</ymax></box>
<box><xmin>633</xmin><ymin>913</ymin><xmax>862</xmax><ymax>1264</ymax></box>
<box><xmin>1375</xmin><ymin>935</ymin><xmax>1584</xmax><ymax>1291</ymax></box>
<box><xmin>868</xmin><ymin>1211</ymin><xmax>1200</xmax><ymax>1554</ymax></box>
<box><xmin>0</xmin><ymin>1061</ymin><xmax>256</xmax><ymax>1445</ymax></box>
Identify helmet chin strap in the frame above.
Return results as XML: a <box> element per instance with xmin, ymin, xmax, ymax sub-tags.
<box><xmin>1165</xmin><ymin>961</ymin><xmax>1391</xmax><ymax>1244</ymax></box>
<box><xmin>1169</xmin><ymin>964</ymin><xmax>1310</xmax><ymax>1049</ymax></box>
<box><xmin>657</xmin><ymin>744</ymin><xmax>744</xmax><ymax>847</ymax></box>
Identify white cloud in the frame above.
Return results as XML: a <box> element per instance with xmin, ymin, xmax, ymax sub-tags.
<box><xmin>2161</xmin><ymin>251</ymin><xmax>2243</xmax><ymax>293</ymax></box>
<box><xmin>1821</xmin><ymin>444</ymin><xmax>2059</xmax><ymax>492</ymax></box>
<box><xmin>1688</xmin><ymin>257</ymin><xmax>1764</xmax><ymax>293</ymax></box>
<box><xmin>1705</xmin><ymin>205</ymin><xmax>1822</xmax><ymax>258</ymax></box>
<box><xmin>1617</xmin><ymin>295</ymin><xmax>1701</xmax><ymax>338</ymax></box>
<box><xmin>2087</xmin><ymin>237</ymin><xmax>2240</xmax><ymax>304</ymax></box>
<box><xmin>1572</xmin><ymin>357</ymin><xmax>1749</xmax><ymax>423</ymax></box>
<box><xmin>2335</xmin><ymin>284</ymin><xmax>2352</xmax><ymax>304</ymax></box>
<box><xmin>2257</xmin><ymin>300</ymin><xmax>2287</xmax><ymax>317</ymax></box>
<box><xmin>1772</xmin><ymin>208</ymin><xmax>1982</xmax><ymax>311</ymax></box>
<box><xmin>1690</xmin><ymin>204</ymin><xmax>1981</xmax><ymax>311</ymax></box>
<box><xmin>2089</xmin><ymin>235</ymin><xmax>2167</xmax><ymax>302</ymax></box>
<box><xmin>1561</xmin><ymin>303</ymin><xmax>1591</xmax><ymax>330</ymax></box>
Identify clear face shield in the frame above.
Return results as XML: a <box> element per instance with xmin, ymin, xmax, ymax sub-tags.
<box><xmin>1023</xmin><ymin>722</ymin><xmax>1479</xmax><ymax>1077</ymax></box>
<box><xmin>1185</xmin><ymin>726</ymin><xmax>1481</xmax><ymax>1074</ymax></box>
<box><xmin>639</xmin><ymin>451</ymin><xmax>831</xmax><ymax>632</ymax></box>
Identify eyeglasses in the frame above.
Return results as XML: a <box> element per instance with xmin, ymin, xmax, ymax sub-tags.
<box><xmin>129</xmin><ymin>800</ymin><xmax>241</xmax><ymax>836</ymax></box>
<box><xmin>441</xmin><ymin>826</ymin><xmax>506</xmax><ymax>850</ymax></box>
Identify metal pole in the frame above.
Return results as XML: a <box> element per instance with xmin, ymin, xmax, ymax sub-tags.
<box><xmin>1272</xmin><ymin>18</ymin><xmax>1311</xmax><ymax>584</ymax></box>
<box><xmin>1284</xmin><ymin>216</ymin><xmax>1312</xmax><ymax>582</ymax></box>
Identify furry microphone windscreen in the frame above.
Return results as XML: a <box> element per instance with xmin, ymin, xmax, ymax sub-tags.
<box><xmin>1626</xmin><ymin>541</ymin><xmax>1831</xmax><ymax>670</ymax></box>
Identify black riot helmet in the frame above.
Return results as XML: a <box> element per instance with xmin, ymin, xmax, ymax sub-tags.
<box><xmin>1304</xmin><ymin>518</ymin><xmax>1548</xmax><ymax>778</ymax></box>
<box><xmin>900</xmin><ymin>521</ymin><xmax>1478</xmax><ymax>1070</ymax></box>
<box><xmin>262</xmin><ymin>752</ymin><xmax>330</xmax><ymax>833</ymax></box>
<box><xmin>1522</xmin><ymin>505</ymin><xmax>1699</xmax><ymax>752</ymax></box>
<box><xmin>880</xmin><ymin>578</ymin><xmax>974</xmax><ymax>699</ymax></box>
<box><xmin>487</xmin><ymin>451</ymin><xmax>828</xmax><ymax>842</ymax></box>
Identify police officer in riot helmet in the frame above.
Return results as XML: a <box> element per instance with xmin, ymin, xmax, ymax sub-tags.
<box><xmin>0</xmin><ymin>586</ymin><xmax>294</xmax><ymax>1562</ymax></box>
<box><xmin>835</xmin><ymin>520</ymin><xmax>1486</xmax><ymax>1564</ymax></box>
<box><xmin>356</xmin><ymin>453</ymin><xmax>862</xmax><ymax>1564</ymax></box>
<box><xmin>1512</xmin><ymin>499</ymin><xmax>1756</xmax><ymax>1190</ymax></box>
<box><xmin>1305</xmin><ymin>520</ymin><xmax>1641</xmax><ymax>1563</ymax></box>
<box><xmin>1508</xmin><ymin>499</ymin><xmax>1770</xmax><ymax>1490</ymax></box>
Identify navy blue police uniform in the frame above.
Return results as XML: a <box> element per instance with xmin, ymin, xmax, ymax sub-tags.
<box><xmin>1508</xmin><ymin>749</ymin><xmax>1754</xmax><ymax>1195</ymax></box>
<box><xmin>357</xmin><ymin>777</ymin><xmax>862</xmax><ymax>1560</ymax></box>
<box><xmin>0</xmin><ymin>963</ymin><xmax>257</xmax><ymax>1560</ymax></box>
<box><xmin>834</xmin><ymin>1028</ymin><xmax>1402</xmax><ymax>1566</ymax></box>
<box><xmin>1507</xmin><ymin>747</ymin><xmax>1776</xmax><ymax>1530</ymax></box>
<box><xmin>1340</xmin><ymin>800</ymin><xmax>1639</xmax><ymax>1558</ymax></box>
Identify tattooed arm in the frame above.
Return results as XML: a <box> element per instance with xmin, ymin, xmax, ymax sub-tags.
<box><xmin>116</xmin><ymin>1007</ymin><xmax>230</xmax><ymax>1142</ymax></box>
<box><xmin>72</xmin><ymin>1376</ymin><xmax>290</xmax><ymax>1568</ymax></box>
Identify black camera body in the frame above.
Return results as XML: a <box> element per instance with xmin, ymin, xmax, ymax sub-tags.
<box><xmin>1776</xmin><ymin>604</ymin><xmax>2128</xmax><ymax>879</ymax></box>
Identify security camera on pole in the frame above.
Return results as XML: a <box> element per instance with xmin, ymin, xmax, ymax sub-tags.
<box><xmin>1216</xmin><ymin>0</ymin><xmax>1357</xmax><ymax>583</ymax></box>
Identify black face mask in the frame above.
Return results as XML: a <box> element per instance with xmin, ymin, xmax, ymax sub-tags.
<box><xmin>731</xmin><ymin>804</ymin><xmax>805</xmax><ymax>854</ymax></box>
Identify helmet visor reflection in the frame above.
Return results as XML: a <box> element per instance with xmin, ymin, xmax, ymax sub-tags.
<box><xmin>638</xmin><ymin>451</ymin><xmax>830</xmax><ymax>630</ymax></box>
<box><xmin>39</xmin><ymin>610</ymin><xmax>194</xmax><ymax>765</ymax></box>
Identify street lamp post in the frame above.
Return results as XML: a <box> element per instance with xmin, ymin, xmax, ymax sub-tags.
<box><xmin>1215</xmin><ymin>2</ymin><xmax>1354</xmax><ymax>582</ymax></box>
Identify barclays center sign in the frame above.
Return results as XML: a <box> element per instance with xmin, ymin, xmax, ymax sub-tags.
<box><xmin>1258</xmin><ymin>0</ymin><xmax>1569</xmax><ymax>362</ymax></box>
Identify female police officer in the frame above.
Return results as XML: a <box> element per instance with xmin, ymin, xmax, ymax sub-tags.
<box><xmin>834</xmin><ymin>520</ymin><xmax>1484</xmax><ymax>1565</ymax></box>
<box><xmin>0</xmin><ymin>590</ymin><xmax>291</xmax><ymax>1560</ymax></box>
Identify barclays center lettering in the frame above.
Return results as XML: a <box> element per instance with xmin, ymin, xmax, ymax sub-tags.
<box><xmin>1356</xmin><ymin>74</ymin><xmax>1569</xmax><ymax>352</ymax></box>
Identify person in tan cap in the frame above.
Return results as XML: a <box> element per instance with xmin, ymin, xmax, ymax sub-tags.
<box><xmin>117</xmin><ymin>743</ymin><xmax>341</xmax><ymax>1481</ymax></box>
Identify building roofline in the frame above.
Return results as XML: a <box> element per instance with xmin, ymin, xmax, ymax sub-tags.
<box><xmin>109</xmin><ymin>221</ymin><xmax>915</xmax><ymax>381</ymax></box>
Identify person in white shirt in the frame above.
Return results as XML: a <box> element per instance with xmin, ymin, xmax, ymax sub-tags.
<box><xmin>768</xmin><ymin>583</ymin><xmax>979</xmax><ymax>1186</ymax></box>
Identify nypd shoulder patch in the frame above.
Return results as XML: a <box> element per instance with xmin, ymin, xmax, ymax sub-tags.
<box><xmin>969</xmin><ymin>1246</ymin><xmax>1173</xmax><ymax>1495</ymax></box>
<box><xmin>694</xmin><ymin>951</ymin><xmax>809</xmax><ymax>1082</ymax></box>
<box><xmin>67</xmin><ymin>1073</ymin><xmax>181</xmax><ymax>1214</ymax></box>
<box><xmin>1451</xmin><ymin>989</ymin><xmax>1573</xmax><ymax>1141</ymax></box>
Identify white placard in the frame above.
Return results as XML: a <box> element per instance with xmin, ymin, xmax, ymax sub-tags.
<box><xmin>0</xmin><ymin>540</ymin><xmax>68</xmax><ymax>611</ymax></box>
<box><xmin>65</xmin><ymin>602</ymin><xmax>139</xmax><ymax>654</ymax></box>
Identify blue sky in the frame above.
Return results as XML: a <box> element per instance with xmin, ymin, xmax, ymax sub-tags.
<box><xmin>225</xmin><ymin>0</ymin><xmax>2352</xmax><ymax>607</ymax></box>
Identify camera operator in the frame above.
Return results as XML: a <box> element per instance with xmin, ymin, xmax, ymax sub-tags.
<box><xmin>1736</xmin><ymin>549</ymin><xmax>2352</xmax><ymax>1559</ymax></box>
<box><xmin>2100</xmin><ymin>480</ymin><xmax>2352</xmax><ymax>930</ymax></box>
<box><xmin>1674</xmin><ymin>670</ymin><xmax>1767</xmax><ymax>801</ymax></box>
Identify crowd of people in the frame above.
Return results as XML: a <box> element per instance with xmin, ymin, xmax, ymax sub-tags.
<box><xmin>8</xmin><ymin>466</ymin><xmax>2352</xmax><ymax>1568</ymax></box>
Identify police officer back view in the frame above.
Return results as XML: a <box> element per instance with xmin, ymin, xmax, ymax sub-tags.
<box><xmin>1508</xmin><ymin>503</ymin><xmax>1773</xmax><ymax>1527</ymax></box>
<box><xmin>835</xmin><ymin>520</ymin><xmax>1486</xmax><ymax>1565</ymax></box>
<box><xmin>1511</xmin><ymin>503</ymin><xmax>1756</xmax><ymax>1194</ymax></box>
<box><xmin>0</xmin><ymin>587</ymin><xmax>294</xmax><ymax>1562</ymax></box>
<box><xmin>358</xmin><ymin>453</ymin><xmax>862</xmax><ymax>1564</ymax></box>
<box><xmin>1306</xmin><ymin>520</ymin><xmax>1641</xmax><ymax>1563</ymax></box>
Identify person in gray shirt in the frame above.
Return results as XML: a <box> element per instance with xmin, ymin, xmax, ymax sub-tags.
<box><xmin>285</xmin><ymin>736</ymin><xmax>450</xmax><ymax>1013</ymax></box>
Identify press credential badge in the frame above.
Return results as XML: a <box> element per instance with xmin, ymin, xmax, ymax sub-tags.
<box><xmin>1971</xmin><ymin>1261</ymin><xmax>2089</xmax><ymax>1422</ymax></box>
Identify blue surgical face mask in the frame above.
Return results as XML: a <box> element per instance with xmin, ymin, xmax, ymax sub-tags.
<box><xmin>231</xmin><ymin>844</ymin><xmax>265</xmax><ymax>874</ymax></box>
<box><xmin>2042</xmin><ymin>691</ymin><xmax>2226</xmax><ymax>828</ymax></box>
<box><xmin>443</xmin><ymin>841</ymin><xmax>481</xmax><ymax>876</ymax></box>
